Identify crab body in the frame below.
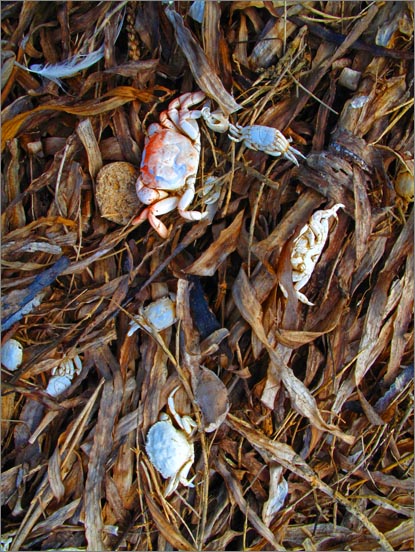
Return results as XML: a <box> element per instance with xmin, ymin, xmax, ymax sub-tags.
<box><xmin>287</xmin><ymin>203</ymin><xmax>345</xmax><ymax>305</ymax></box>
<box><xmin>228</xmin><ymin>123</ymin><xmax>305</xmax><ymax>166</ymax></box>
<box><xmin>146</xmin><ymin>387</ymin><xmax>197</xmax><ymax>496</ymax></box>
<box><xmin>133</xmin><ymin>92</ymin><xmax>208</xmax><ymax>238</ymax></box>
<box><xmin>146</xmin><ymin>418</ymin><xmax>194</xmax><ymax>491</ymax></box>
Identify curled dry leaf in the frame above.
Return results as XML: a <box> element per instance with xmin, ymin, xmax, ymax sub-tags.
<box><xmin>184</xmin><ymin>210</ymin><xmax>244</xmax><ymax>276</ymax></box>
<box><xmin>262</xmin><ymin>464</ymin><xmax>288</xmax><ymax>527</ymax></box>
<box><xmin>194</xmin><ymin>368</ymin><xmax>229</xmax><ymax>433</ymax></box>
<box><xmin>165</xmin><ymin>8</ymin><xmax>241</xmax><ymax>116</ymax></box>
<box><xmin>233</xmin><ymin>268</ymin><xmax>354</xmax><ymax>444</ymax></box>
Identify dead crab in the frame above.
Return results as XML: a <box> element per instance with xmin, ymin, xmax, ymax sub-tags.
<box><xmin>133</xmin><ymin>91</ymin><xmax>219</xmax><ymax>238</ymax></box>
<box><xmin>127</xmin><ymin>294</ymin><xmax>177</xmax><ymax>336</ymax></box>
<box><xmin>146</xmin><ymin>387</ymin><xmax>197</xmax><ymax>496</ymax></box>
<box><xmin>281</xmin><ymin>203</ymin><xmax>345</xmax><ymax>305</ymax></box>
<box><xmin>228</xmin><ymin>122</ymin><xmax>305</xmax><ymax>166</ymax></box>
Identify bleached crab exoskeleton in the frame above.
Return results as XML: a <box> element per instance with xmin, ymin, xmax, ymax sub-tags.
<box><xmin>146</xmin><ymin>386</ymin><xmax>197</xmax><ymax>497</ymax></box>
<box><xmin>133</xmin><ymin>91</ymin><xmax>211</xmax><ymax>238</ymax></box>
<box><xmin>51</xmin><ymin>353</ymin><xmax>83</xmax><ymax>379</ymax></box>
<box><xmin>1</xmin><ymin>338</ymin><xmax>23</xmax><ymax>371</ymax></box>
<box><xmin>46</xmin><ymin>375</ymin><xmax>72</xmax><ymax>397</ymax></box>
<box><xmin>128</xmin><ymin>294</ymin><xmax>177</xmax><ymax>336</ymax></box>
<box><xmin>282</xmin><ymin>203</ymin><xmax>345</xmax><ymax>305</ymax></box>
<box><xmin>228</xmin><ymin>123</ymin><xmax>306</xmax><ymax>166</ymax></box>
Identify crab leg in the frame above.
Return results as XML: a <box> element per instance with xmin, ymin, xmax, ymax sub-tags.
<box><xmin>177</xmin><ymin>182</ymin><xmax>207</xmax><ymax>222</ymax></box>
<box><xmin>168</xmin><ymin>387</ymin><xmax>197</xmax><ymax>434</ymax></box>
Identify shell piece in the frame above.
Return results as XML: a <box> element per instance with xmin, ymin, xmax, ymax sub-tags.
<box><xmin>395</xmin><ymin>157</ymin><xmax>414</xmax><ymax>203</ymax></box>
<box><xmin>45</xmin><ymin>375</ymin><xmax>72</xmax><ymax>397</ymax></box>
<box><xmin>146</xmin><ymin>419</ymin><xmax>194</xmax><ymax>480</ymax></box>
<box><xmin>1</xmin><ymin>339</ymin><xmax>23</xmax><ymax>371</ymax></box>
<box><xmin>96</xmin><ymin>162</ymin><xmax>141</xmax><ymax>225</ymax></box>
<box><xmin>338</xmin><ymin>67</ymin><xmax>361</xmax><ymax>91</ymax></box>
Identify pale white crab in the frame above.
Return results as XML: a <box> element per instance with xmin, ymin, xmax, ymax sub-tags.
<box><xmin>127</xmin><ymin>294</ymin><xmax>177</xmax><ymax>336</ymax></box>
<box><xmin>46</xmin><ymin>353</ymin><xmax>83</xmax><ymax>397</ymax></box>
<box><xmin>282</xmin><ymin>203</ymin><xmax>345</xmax><ymax>305</ymax></box>
<box><xmin>132</xmin><ymin>91</ymin><xmax>216</xmax><ymax>238</ymax></box>
<box><xmin>228</xmin><ymin>123</ymin><xmax>305</xmax><ymax>166</ymax></box>
<box><xmin>51</xmin><ymin>353</ymin><xmax>83</xmax><ymax>379</ymax></box>
<box><xmin>146</xmin><ymin>386</ymin><xmax>197</xmax><ymax>497</ymax></box>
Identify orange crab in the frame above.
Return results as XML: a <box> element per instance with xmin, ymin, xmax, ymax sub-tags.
<box><xmin>133</xmin><ymin>91</ymin><xmax>210</xmax><ymax>238</ymax></box>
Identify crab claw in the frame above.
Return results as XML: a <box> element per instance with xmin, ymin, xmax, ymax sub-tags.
<box><xmin>283</xmin><ymin>142</ymin><xmax>307</xmax><ymax>166</ymax></box>
<box><xmin>201</xmin><ymin>103</ymin><xmax>229</xmax><ymax>133</ymax></box>
<box><xmin>132</xmin><ymin>204</ymin><xmax>173</xmax><ymax>239</ymax></box>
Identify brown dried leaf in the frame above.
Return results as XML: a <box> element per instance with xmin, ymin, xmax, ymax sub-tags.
<box><xmin>3</xmin><ymin>139</ymin><xmax>26</xmax><ymax>231</ymax></box>
<box><xmin>195</xmin><ymin>368</ymin><xmax>229</xmax><ymax>433</ymax></box>
<box><xmin>2</xmin><ymin>86</ymin><xmax>165</xmax><ymax>150</ymax></box>
<box><xmin>84</xmin><ymin>349</ymin><xmax>123</xmax><ymax>551</ymax></box>
<box><xmin>233</xmin><ymin>268</ymin><xmax>354</xmax><ymax>444</ymax></box>
<box><xmin>76</xmin><ymin>118</ymin><xmax>103</xmax><ymax>178</ymax></box>
<box><xmin>48</xmin><ymin>447</ymin><xmax>65</xmax><ymax>501</ymax></box>
<box><xmin>334</xmin><ymin>211</ymin><xmax>413</xmax><ymax>413</ymax></box>
<box><xmin>165</xmin><ymin>8</ymin><xmax>241</xmax><ymax>116</ymax></box>
<box><xmin>228</xmin><ymin>414</ymin><xmax>395</xmax><ymax>552</ymax></box>
<box><xmin>142</xmin><ymin>472</ymin><xmax>196</xmax><ymax>550</ymax></box>
<box><xmin>353</xmin><ymin>166</ymin><xmax>372</xmax><ymax>264</ymax></box>
<box><xmin>262</xmin><ymin>464</ymin><xmax>288</xmax><ymax>527</ymax></box>
<box><xmin>1</xmin><ymin>392</ymin><xmax>15</xmax><ymax>442</ymax></box>
<box><xmin>31</xmin><ymin>498</ymin><xmax>81</xmax><ymax>536</ymax></box>
<box><xmin>384</xmin><ymin>251</ymin><xmax>414</xmax><ymax>383</ymax></box>
<box><xmin>185</xmin><ymin>210</ymin><xmax>244</xmax><ymax>276</ymax></box>
<box><xmin>215</xmin><ymin>454</ymin><xmax>285</xmax><ymax>551</ymax></box>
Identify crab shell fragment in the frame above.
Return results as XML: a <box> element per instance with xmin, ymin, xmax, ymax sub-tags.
<box><xmin>395</xmin><ymin>157</ymin><xmax>414</xmax><ymax>203</ymax></box>
<box><xmin>46</xmin><ymin>375</ymin><xmax>72</xmax><ymax>397</ymax></box>
<box><xmin>1</xmin><ymin>339</ymin><xmax>23</xmax><ymax>371</ymax></box>
<box><xmin>284</xmin><ymin>203</ymin><xmax>345</xmax><ymax>305</ymax></box>
<box><xmin>146</xmin><ymin>415</ymin><xmax>195</xmax><ymax>497</ymax></box>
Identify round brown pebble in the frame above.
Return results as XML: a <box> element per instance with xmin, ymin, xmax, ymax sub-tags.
<box><xmin>95</xmin><ymin>162</ymin><xmax>141</xmax><ymax>225</ymax></box>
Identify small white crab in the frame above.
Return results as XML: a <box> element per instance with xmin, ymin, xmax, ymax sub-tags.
<box><xmin>146</xmin><ymin>386</ymin><xmax>197</xmax><ymax>497</ymax></box>
<box><xmin>127</xmin><ymin>294</ymin><xmax>177</xmax><ymax>336</ymax></box>
<box><xmin>132</xmin><ymin>91</ymin><xmax>211</xmax><ymax>238</ymax></box>
<box><xmin>228</xmin><ymin>123</ymin><xmax>305</xmax><ymax>166</ymax></box>
<box><xmin>51</xmin><ymin>353</ymin><xmax>83</xmax><ymax>379</ymax></box>
<box><xmin>282</xmin><ymin>203</ymin><xmax>345</xmax><ymax>305</ymax></box>
<box><xmin>46</xmin><ymin>353</ymin><xmax>83</xmax><ymax>397</ymax></box>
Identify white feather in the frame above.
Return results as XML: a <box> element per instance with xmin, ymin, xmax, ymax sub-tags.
<box><xmin>14</xmin><ymin>46</ymin><xmax>104</xmax><ymax>88</ymax></box>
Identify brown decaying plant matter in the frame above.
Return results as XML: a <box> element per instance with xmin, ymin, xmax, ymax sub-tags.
<box><xmin>1</xmin><ymin>2</ymin><xmax>413</xmax><ymax>551</ymax></box>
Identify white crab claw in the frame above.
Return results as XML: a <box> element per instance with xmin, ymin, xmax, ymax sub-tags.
<box><xmin>201</xmin><ymin>104</ymin><xmax>229</xmax><ymax>133</ymax></box>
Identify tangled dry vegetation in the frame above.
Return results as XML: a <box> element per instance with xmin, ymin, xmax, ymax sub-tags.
<box><xmin>1</xmin><ymin>2</ymin><xmax>414</xmax><ymax>551</ymax></box>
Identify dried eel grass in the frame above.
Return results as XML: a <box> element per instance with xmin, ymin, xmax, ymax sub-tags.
<box><xmin>1</xmin><ymin>2</ymin><xmax>413</xmax><ymax>551</ymax></box>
